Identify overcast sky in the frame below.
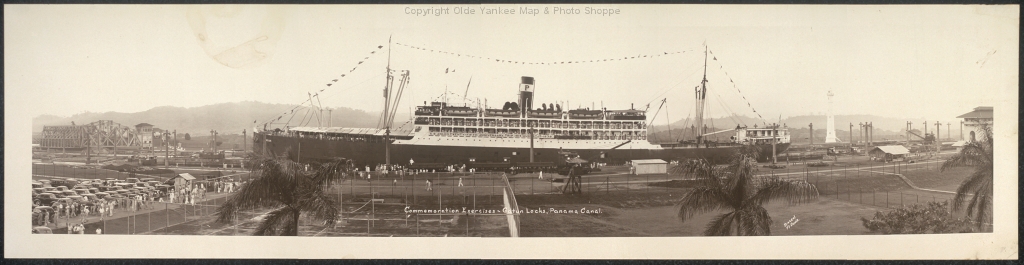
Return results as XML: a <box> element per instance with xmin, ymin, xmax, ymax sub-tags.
<box><xmin>6</xmin><ymin>5</ymin><xmax>1018</xmax><ymax>127</ymax></box>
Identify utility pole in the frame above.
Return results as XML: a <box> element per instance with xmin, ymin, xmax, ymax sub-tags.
<box><xmin>906</xmin><ymin>121</ymin><xmax>912</xmax><ymax>144</ymax></box>
<box><xmin>808</xmin><ymin>123</ymin><xmax>814</xmax><ymax>146</ymax></box>
<box><xmin>923</xmin><ymin>121</ymin><xmax>928</xmax><ymax>136</ymax></box>
<box><xmin>867</xmin><ymin>122</ymin><xmax>873</xmax><ymax>146</ymax></box>
<box><xmin>934</xmin><ymin>121</ymin><xmax>942</xmax><ymax>142</ymax></box>
<box><xmin>243</xmin><ymin>129</ymin><xmax>247</xmax><ymax>154</ymax></box>
<box><xmin>849</xmin><ymin>123</ymin><xmax>853</xmax><ymax>148</ymax></box>
<box><xmin>164</xmin><ymin>132</ymin><xmax>169</xmax><ymax>168</ymax></box>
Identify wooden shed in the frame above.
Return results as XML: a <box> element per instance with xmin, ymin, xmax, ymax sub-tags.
<box><xmin>165</xmin><ymin>173</ymin><xmax>196</xmax><ymax>190</ymax></box>
<box><xmin>630</xmin><ymin>159</ymin><xmax>669</xmax><ymax>175</ymax></box>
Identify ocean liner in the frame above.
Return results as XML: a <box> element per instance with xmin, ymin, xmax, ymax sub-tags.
<box><xmin>253</xmin><ymin>45</ymin><xmax>790</xmax><ymax>169</ymax></box>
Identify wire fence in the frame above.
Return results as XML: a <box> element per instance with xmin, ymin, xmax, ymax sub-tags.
<box><xmin>43</xmin><ymin>195</ymin><xmax>228</xmax><ymax>235</ymax></box>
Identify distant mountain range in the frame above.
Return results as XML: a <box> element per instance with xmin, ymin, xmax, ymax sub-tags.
<box><xmin>34</xmin><ymin>101</ymin><xmax>960</xmax><ymax>144</ymax></box>
<box><xmin>32</xmin><ymin>101</ymin><xmax>410</xmax><ymax>136</ymax></box>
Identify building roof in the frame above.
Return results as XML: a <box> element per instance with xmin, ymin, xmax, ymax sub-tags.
<box><xmin>175</xmin><ymin>173</ymin><xmax>196</xmax><ymax>180</ymax></box>
<box><xmin>956</xmin><ymin>106</ymin><xmax>993</xmax><ymax>119</ymax></box>
<box><xmin>631</xmin><ymin>159</ymin><xmax>668</xmax><ymax>165</ymax></box>
<box><xmin>870</xmin><ymin>145</ymin><xmax>910</xmax><ymax>155</ymax></box>
<box><xmin>135</xmin><ymin>123</ymin><xmax>154</xmax><ymax>127</ymax></box>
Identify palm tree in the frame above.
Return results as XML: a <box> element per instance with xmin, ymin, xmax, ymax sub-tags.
<box><xmin>674</xmin><ymin>148</ymin><xmax>819</xmax><ymax>236</ymax></box>
<box><xmin>940</xmin><ymin>124</ymin><xmax>993</xmax><ymax>228</ymax></box>
<box><xmin>216</xmin><ymin>153</ymin><xmax>354</xmax><ymax>236</ymax></box>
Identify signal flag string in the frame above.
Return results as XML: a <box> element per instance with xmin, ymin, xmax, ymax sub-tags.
<box><xmin>257</xmin><ymin>44</ymin><xmax>385</xmax><ymax>129</ymax></box>
<box><xmin>707</xmin><ymin>48</ymin><xmax>766</xmax><ymax>124</ymax></box>
<box><xmin>395</xmin><ymin>42</ymin><xmax>691</xmax><ymax>65</ymax></box>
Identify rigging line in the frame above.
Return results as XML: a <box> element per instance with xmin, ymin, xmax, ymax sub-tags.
<box><xmin>258</xmin><ymin>46</ymin><xmax>385</xmax><ymax>127</ymax></box>
<box><xmin>679</xmin><ymin>112</ymin><xmax>692</xmax><ymax>142</ymax></box>
<box><xmin>707</xmin><ymin>47</ymin><xmax>765</xmax><ymax>123</ymax></box>
<box><xmin>713</xmin><ymin>92</ymin><xmax>742</xmax><ymax>126</ymax></box>
<box><xmin>387</xmin><ymin>73</ymin><xmax>410</xmax><ymax>128</ymax></box>
<box><xmin>666</xmin><ymin>100</ymin><xmax>672</xmax><ymax>142</ymax></box>
<box><xmin>284</xmin><ymin>106</ymin><xmax>306</xmax><ymax>127</ymax></box>
<box><xmin>315</xmin><ymin>94</ymin><xmax>325</xmax><ymax>127</ymax></box>
<box><xmin>643</xmin><ymin>65</ymin><xmax>703</xmax><ymax>108</ymax></box>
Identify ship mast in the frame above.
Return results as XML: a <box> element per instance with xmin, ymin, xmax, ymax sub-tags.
<box><xmin>384</xmin><ymin>35</ymin><xmax>393</xmax><ymax>167</ymax></box>
<box><xmin>695</xmin><ymin>44</ymin><xmax>709</xmax><ymax>145</ymax></box>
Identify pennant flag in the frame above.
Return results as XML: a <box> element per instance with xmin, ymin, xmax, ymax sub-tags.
<box><xmin>358</xmin><ymin>61</ymin><xmax>363</xmax><ymax>64</ymax></box>
<box><xmin>327</xmin><ymin>84</ymin><xmax>332</xmax><ymax>86</ymax></box>
<box><xmin>341</xmin><ymin>74</ymin><xmax>345</xmax><ymax>77</ymax></box>
<box><xmin>378</xmin><ymin>45</ymin><xmax>383</xmax><ymax>49</ymax></box>
<box><xmin>332</xmin><ymin>79</ymin><xmax>338</xmax><ymax>82</ymax></box>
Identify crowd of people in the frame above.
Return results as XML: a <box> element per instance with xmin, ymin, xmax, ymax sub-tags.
<box><xmin>31</xmin><ymin>178</ymin><xmax>248</xmax><ymax>232</ymax></box>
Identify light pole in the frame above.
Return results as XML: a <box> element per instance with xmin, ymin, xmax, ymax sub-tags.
<box><xmin>164</xmin><ymin>132</ymin><xmax>170</xmax><ymax>168</ymax></box>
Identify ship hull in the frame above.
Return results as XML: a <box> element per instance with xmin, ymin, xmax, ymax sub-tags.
<box><xmin>255</xmin><ymin>133</ymin><xmax>790</xmax><ymax>167</ymax></box>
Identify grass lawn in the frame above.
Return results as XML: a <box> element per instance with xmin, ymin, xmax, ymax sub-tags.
<box><xmin>900</xmin><ymin>166</ymin><xmax>973</xmax><ymax>192</ymax></box>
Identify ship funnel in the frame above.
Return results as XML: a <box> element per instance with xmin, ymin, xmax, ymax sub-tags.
<box><xmin>518</xmin><ymin>76</ymin><xmax>535</xmax><ymax>117</ymax></box>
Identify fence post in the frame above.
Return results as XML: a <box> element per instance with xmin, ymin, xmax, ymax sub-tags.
<box><xmin>606</xmin><ymin>177</ymin><xmax>609</xmax><ymax>194</ymax></box>
<box><xmin>886</xmin><ymin>192</ymin><xmax>889</xmax><ymax>208</ymax></box>
<box><xmin>900</xmin><ymin>191</ymin><xmax>904</xmax><ymax>206</ymax></box>
<box><xmin>165</xmin><ymin>203</ymin><xmax>169</xmax><ymax>230</ymax></box>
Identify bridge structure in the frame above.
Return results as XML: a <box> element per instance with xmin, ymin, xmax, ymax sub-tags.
<box><xmin>39</xmin><ymin>120</ymin><xmax>145</xmax><ymax>153</ymax></box>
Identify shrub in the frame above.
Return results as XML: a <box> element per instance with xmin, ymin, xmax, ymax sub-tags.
<box><xmin>861</xmin><ymin>201</ymin><xmax>975</xmax><ymax>234</ymax></box>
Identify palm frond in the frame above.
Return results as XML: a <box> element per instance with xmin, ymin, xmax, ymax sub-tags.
<box><xmin>747</xmin><ymin>177</ymin><xmax>820</xmax><ymax>207</ymax></box>
<box><xmin>736</xmin><ymin>206</ymin><xmax>773</xmax><ymax>236</ymax></box>
<box><xmin>951</xmin><ymin>167</ymin><xmax>993</xmax><ymax>212</ymax></box>
<box><xmin>703</xmin><ymin>212</ymin><xmax>736</xmax><ymax>236</ymax></box>
<box><xmin>252</xmin><ymin>206</ymin><xmax>299</xmax><ymax>236</ymax></box>
<box><xmin>672</xmin><ymin>159</ymin><xmax>725</xmax><ymax>188</ymax></box>
<box><xmin>677</xmin><ymin>187</ymin><xmax>731</xmax><ymax>223</ymax></box>
<box><xmin>940</xmin><ymin>144</ymin><xmax>991</xmax><ymax>171</ymax></box>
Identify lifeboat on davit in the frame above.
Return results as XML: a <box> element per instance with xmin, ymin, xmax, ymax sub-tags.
<box><xmin>568</xmin><ymin>109</ymin><xmax>603</xmax><ymax>119</ymax></box>
<box><xmin>485</xmin><ymin>109</ymin><xmax>520</xmax><ymax>117</ymax></box>
<box><xmin>444</xmin><ymin>106</ymin><xmax>478</xmax><ymax>117</ymax></box>
<box><xmin>528</xmin><ymin>109</ymin><xmax>560</xmax><ymax>118</ymax></box>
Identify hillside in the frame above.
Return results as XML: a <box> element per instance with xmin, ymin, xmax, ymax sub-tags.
<box><xmin>32</xmin><ymin>101</ymin><xmax>409</xmax><ymax>136</ymax></box>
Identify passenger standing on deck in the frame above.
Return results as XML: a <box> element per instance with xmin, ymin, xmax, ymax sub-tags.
<box><xmin>458</xmin><ymin>177</ymin><xmax>464</xmax><ymax>187</ymax></box>
<box><xmin>425</xmin><ymin>180</ymin><xmax>432</xmax><ymax>191</ymax></box>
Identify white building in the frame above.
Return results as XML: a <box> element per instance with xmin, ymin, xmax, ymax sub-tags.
<box><xmin>956</xmin><ymin>106</ymin><xmax>992</xmax><ymax>142</ymax></box>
